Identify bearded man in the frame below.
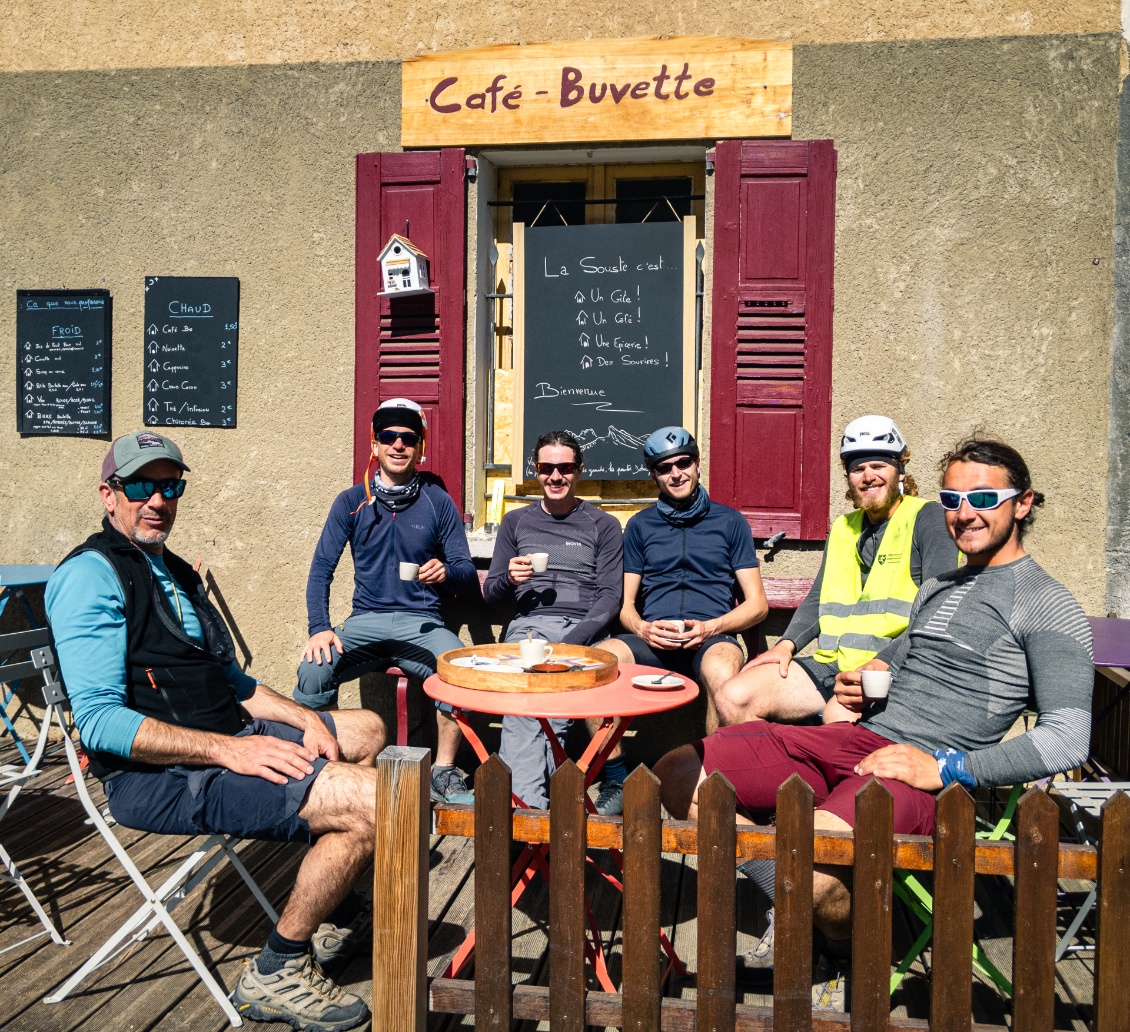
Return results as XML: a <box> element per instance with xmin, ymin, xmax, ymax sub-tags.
<box><xmin>713</xmin><ymin>415</ymin><xmax>956</xmax><ymax>727</ymax></box>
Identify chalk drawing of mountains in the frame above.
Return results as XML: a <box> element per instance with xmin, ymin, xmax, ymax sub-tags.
<box><xmin>575</xmin><ymin>426</ymin><xmax>647</xmax><ymax>452</ymax></box>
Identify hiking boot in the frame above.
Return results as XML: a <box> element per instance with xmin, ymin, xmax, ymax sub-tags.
<box><xmin>431</xmin><ymin>765</ymin><xmax>474</xmax><ymax>805</ymax></box>
<box><xmin>230</xmin><ymin>953</ymin><xmax>370</xmax><ymax>1031</ymax></box>
<box><xmin>313</xmin><ymin>903</ymin><xmax>373</xmax><ymax>968</ymax></box>
<box><xmin>811</xmin><ymin>954</ymin><xmax>850</xmax><ymax>1013</ymax></box>
<box><xmin>594</xmin><ymin>780</ymin><xmax>624</xmax><ymax>816</ymax></box>
<box><xmin>735</xmin><ymin>907</ymin><xmax>775</xmax><ymax>986</ymax></box>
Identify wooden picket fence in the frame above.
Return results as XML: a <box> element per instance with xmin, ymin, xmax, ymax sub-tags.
<box><xmin>370</xmin><ymin>746</ymin><xmax>1130</xmax><ymax>1032</ymax></box>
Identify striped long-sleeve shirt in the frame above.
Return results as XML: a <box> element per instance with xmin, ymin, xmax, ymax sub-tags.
<box><xmin>863</xmin><ymin>555</ymin><xmax>1093</xmax><ymax>787</ymax></box>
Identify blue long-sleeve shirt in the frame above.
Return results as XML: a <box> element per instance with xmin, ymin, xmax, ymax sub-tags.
<box><xmin>45</xmin><ymin>551</ymin><xmax>257</xmax><ymax>759</ymax></box>
<box><xmin>305</xmin><ymin>478</ymin><xmax>479</xmax><ymax>635</ymax></box>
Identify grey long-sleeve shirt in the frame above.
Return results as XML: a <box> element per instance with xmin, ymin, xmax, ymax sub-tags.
<box><xmin>863</xmin><ymin>555</ymin><xmax>1093</xmax><ymax>787</ymax></box>
<box><xmin>782</xmin><ymin>499</ymin><xmax>957</xmax><ymax>661</ymax></box>
<box><xmin>484</xmin><ymin>500</ymin><xmax>624</xmax><ymax>645</ymax></box>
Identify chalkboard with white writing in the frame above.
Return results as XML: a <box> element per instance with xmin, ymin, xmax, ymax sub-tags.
<box><xmin>518</xmin><ymin>221</ymin><xmax>691</xmax><ymax>480</ymax></box>
<box><xmin>143</xmin><ymin>276</ymin><xmax>239</xmax><ymax>428</ymax></box>
<box><xmin>16</xmin><ymin>289</ymin><xmax>112</xmax><ymax>436</ymax></box>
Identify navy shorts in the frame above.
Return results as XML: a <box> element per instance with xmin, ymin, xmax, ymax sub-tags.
<box><xmin>614</xmin><ymin>631</ymin><xmax>743</xmax><ymax>685</ymax></box>
<box><xmin>103</xmin><ymin>714</ymin><xmax>337</xmax><ymax>844</ymax></box>
<box><xmin>793</xmin><ymin>654</ymin><xmax>842</xmax><ymax>703</ymax></box>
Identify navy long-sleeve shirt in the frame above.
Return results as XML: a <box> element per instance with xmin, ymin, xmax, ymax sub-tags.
<box><xmin>305</xmin><ymin>478</ymin><xmax>479</xmax><ymax>635</ymax></box>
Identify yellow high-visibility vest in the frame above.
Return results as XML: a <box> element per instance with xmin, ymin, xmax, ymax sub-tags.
<box><xmin>813</xmin><ymin>495</ymin><xmax>928</xmax><ymax>671</ymax></box>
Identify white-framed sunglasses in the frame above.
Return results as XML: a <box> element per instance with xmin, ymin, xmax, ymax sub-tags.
<box><xmin>938</xmin><ymin>487</ymin><xmax>1021</xmax><ymax>511</ymax></box>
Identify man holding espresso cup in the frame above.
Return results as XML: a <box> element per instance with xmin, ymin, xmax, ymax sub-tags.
<box><xmin>483</xmin><ymin>430</ymin><xmax>623</xmax><ymax>810</ymax></box>
<box><xmin>294</xmin><ymin>398</ymin><xmax>481</xmax><ymax>805</ymax></box>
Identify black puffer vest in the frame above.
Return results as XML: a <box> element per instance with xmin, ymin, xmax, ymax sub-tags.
<box><xmin>59</xmin><ymin>518</ymin><xmax>245</xmax><ymax>779</ymax></box>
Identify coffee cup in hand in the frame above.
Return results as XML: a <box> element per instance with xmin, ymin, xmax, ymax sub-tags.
<box><xmin>665</xmin><ymin>619</ymin><xmax>686</xmax><ymax>635</ymax></box>
<box><xmin>519</xmin><ymin>638</ymin><xmax>553</xmax><ymax>666</ymax></box>
<box><xmin>399</xmin><ymin>561</ymin><xmax>420</xmax><ymax>581</ymax></box>
<box><xmin>861</xmin><ymin>669</ymin><xmax>892</xmax><ymax>701</ymax></box>
<box><xmin>529</xmin><ymin>552</ymin><xmax>549</xmax><ymax>573</ymax></box>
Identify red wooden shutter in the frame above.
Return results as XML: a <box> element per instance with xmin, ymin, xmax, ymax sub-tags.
<box><xmin>709</xmin><ymin>139</ymin><xmax>836</xmax><ymax>541</ymax></box>
<box><xmin>355</xmin><ymin>149</ymin><xmax>467</xmax><ymax>503</ymax></box>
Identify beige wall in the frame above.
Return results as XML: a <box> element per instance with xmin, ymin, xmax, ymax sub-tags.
<box><xmin>0</xmin><ymin>29</ymin><xmax>1120</xmax><ymax>694</ymax></box>
<box><xmin>0</xmin><ymin>1</ymin><xmax>1118</xmax><ymax>72</ymax></box>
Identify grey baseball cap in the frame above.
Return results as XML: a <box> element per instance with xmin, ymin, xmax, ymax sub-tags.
<box><xmin>101</xmin><ymin>430</ymin><xmax>190</xmax><ymax>482</ymax></box>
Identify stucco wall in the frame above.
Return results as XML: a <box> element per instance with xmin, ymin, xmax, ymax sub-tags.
<box><xmin>0</xmin><ymin>1</ymin><xmax>1118</xmax><ymax>73</ymax></box>
<box><xmin>0</xmin><ymin>62</ymin><xmax>400</xmax><ymax>687</ymax></box>
<box><xmin>789</xmin><ymin>34</ymin><xmax>1119</xmax><ymax>612</ymax></box>
<box><xmin>0</xmin><ymin>31</ymin><xmax>1120</xmax><ymax>694</ymax></box>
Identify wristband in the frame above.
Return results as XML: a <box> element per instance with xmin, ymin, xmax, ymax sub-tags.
<box><xmin>933</xmin><ymin>748</ymin><xmax>976</xmax><ymax>789</ymax></box>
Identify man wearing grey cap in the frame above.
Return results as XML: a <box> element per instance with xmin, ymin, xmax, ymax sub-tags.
<box><xmin>46</xmin><ymin>430</ymin><xmax>381</xmax><ymax>1031</ymax></box>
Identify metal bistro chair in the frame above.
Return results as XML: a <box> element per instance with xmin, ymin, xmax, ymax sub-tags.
<box><xmin>36</xmin><ymin>645</ymin><xmax>280</xmax><ymax>1026</ymax></box>
<box><xmin>0</xmin><ymin>628</ymin><xmax>69</xmax><ymax>954</ymax></box>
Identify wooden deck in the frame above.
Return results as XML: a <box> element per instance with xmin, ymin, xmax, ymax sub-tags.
<box><xmin>0</xmin><ymin>741</ymin><xmax>1101</xmax><ymax>1032</ymax></box>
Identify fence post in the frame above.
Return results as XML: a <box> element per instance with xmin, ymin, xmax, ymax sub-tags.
<box><xmin>930</xmin><ymin>784</ymin><xmax>975</xmax><ymax>1032</ymax></box>
<box><xmin>549</xmin><ymin>760</ymin><xmax>586</xmax><ymax>1032</ymax></box>
<box><xmin>1095</xmin><ymin>791</ymin><xmax>1130</xmax><ymax>1032</ymax></box>
<box><xmin>475</xmin><ymin>756</ymin><xmax>513</xmax><ymax>1032</ymax></box>
<box><xmin>774</xmin><ymin>774</ymin><xmax>813</xmax><ymax>1032</ymax></box>
<box><xmin>698</xmin><ymin>772</ymin><xmax>737</xmax><ymax>1032</ymax></box>
<box><xmin>853</xmin><ymin>778</ymin><xmax>893</xmax><ymax>1031</ymax></box>
<box><xmin>1012</xmin><ymin>786</ymin><xmax>1058</xmax><ymax>1032</ymax></box>
<box><xmin>372</xmin><ymin>745</ymin><xmax>431</xmax><ymax>1032</ymax></box>
<box><xmin>622</xmin><ymin>765</ymin><xmax>662</xmax><ymax>1032</ymax></box>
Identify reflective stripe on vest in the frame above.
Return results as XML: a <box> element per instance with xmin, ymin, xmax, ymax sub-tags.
<box><xmin>814</xmin><ymin>495</ymin><xmax>928</xmax><ymax>671</ymax></box>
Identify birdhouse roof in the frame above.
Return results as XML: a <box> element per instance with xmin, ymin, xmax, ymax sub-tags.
<box><xmin>378</xmin><ymin>234</ymin><xmax>428</xmax><ymax>261</ymax></box>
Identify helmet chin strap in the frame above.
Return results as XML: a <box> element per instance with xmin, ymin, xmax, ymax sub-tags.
<box><xmin>352</xmin><ymin>427</ymin><xmax>427</xmax><ymax>515</ymax></box>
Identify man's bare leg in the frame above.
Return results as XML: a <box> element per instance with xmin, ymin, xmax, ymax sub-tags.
<box><xmin>812</xmin><ymin>810</ymin><xmax>853</xmax><ymax>940</ymax></box>
<box><xmin>587</xmin><ymin>637</ymin><xmax>637</xmax><ymax>759</ymax></box>
<box><xmin>276</xmin><ymin>761</ymin><xmax>377</xmax><ymax>940</ymax></box>
<box><xmin>715</xmin><ymin>661</ymin><xmax>826</xmax><ymax>726</ymax></box>
<box><xmin>329</xmin><ymin>708</ymin><xmax>386</xmax><ymax>765</ymax></box>
<box><xmin>697</xmin><ymin>641</ymin><xmax>745</xmax><ymax>734</ymax></box>
<box><xmin>435</xmin><ymin>708</ymin><xmax>462</xmax><ymax>768</ymax></box>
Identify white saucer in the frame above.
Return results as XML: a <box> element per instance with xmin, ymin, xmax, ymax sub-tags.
<box><xmin>631</xmin><ymin>674</ymin><xmax>684</xmax><ymax>690</ymax></box>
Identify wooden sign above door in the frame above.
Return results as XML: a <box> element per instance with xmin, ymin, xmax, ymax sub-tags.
<box><xmin>401</xmin><ymin>36</ymin><xmax>791</xmax><ymax>147</ymax></box>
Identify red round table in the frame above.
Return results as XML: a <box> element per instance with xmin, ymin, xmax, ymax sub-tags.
<box><xmin>424</xmin><ymin>662</ymin><xmax>698</xmax><ymax>990</ymax></box>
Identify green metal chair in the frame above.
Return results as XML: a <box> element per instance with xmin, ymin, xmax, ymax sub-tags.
<box><xmin>889</xmin><ymin>782</ymin><xmax>1023</xmax><ymax>995</ymax></box>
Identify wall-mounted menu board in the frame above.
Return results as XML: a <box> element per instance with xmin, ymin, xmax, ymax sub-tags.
<box><xmin>16</xmin><ymin>289</ymin><xmax>112</xmax><ymax>436</ymax></box>
<box><xmin>143</xmin><ymin>276</ymin><xmax>239</xmax><ymax>428</ymax></box>
<box><xmin>513</xmin><ymin>220</ymin><xmax>694</xmax><ymax>480</ymax></box>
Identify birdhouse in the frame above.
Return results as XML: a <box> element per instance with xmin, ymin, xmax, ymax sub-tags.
<box><xmin>377</xmin><ymin>234</ymin><xmax>433</xmax><ymax>297</ymax></box>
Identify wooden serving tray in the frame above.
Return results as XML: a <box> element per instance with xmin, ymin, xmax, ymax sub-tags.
<box><xmin>436</xmin><ymin>643</ymin><xmax>619</xmax><ymax>694</ymax></box>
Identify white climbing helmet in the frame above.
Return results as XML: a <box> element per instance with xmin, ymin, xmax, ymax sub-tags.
<box><xmin>839</xmin><ymin>415</ymin><xmax>908</xmax><ymax>464</ymax></box>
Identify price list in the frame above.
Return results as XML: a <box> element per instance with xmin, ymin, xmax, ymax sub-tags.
<box><xmin>143</xmin><ymin>276</ymin><xmax>239</xmax><ymax>428</ymax></box>
<box><xmin>16</xmin><ymin>289</ymin><xmax>112</xmax><ymax>436</ymax></box>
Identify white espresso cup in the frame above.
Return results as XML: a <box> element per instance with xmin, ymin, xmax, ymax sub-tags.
<box><xmin>399</xmin><ymin>561</ymin><xmax>420</xmax><ymax>581</ymax></box>
<box><xmin>519</xmin><ymin>638</ymin><xmax>553</xmax><ymax>666</ymax></box>
<box><xmin>861</xmin><ymin>669</ymin><xmax>892</xmax><ymax>701</ymax></box>
<box><xmin>664</xmin><ymin>619</ymin><xmax>686</xmax><ymax>635</ymax></box>
<box><xmin>529</xmin><ymin>552</ymin><xmax>550</xmax><ymax>573</ymax></box>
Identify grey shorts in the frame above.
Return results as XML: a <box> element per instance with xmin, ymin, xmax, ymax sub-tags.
<box><xmin>792</xmin><ymin>655</ymin><xmax>841</xmax><ymax>703</ymax></box>
<box><xmin>103</xmin><ymin>713</ymin><xmax>337</xmax><ymax>844</ymax></box>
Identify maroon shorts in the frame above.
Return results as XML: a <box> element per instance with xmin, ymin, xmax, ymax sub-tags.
<box><xmin>696</xmin><ymin>721</ymin><xmax>937</xmax><ymax>836</ymax></box>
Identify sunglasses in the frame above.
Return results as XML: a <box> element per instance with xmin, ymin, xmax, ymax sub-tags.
<box><xmin>653</xmin><ymin>455</ymin><xmax>696</xmax><ymax>476</ymax></box>
<box><xmin>536</xmin><ymin>461</ymin><xmax>579</xmax><ymax>477</ymax></box>
<box><xmin>938</xmin><ymin>487</ymin><xmax>1021</xmax><ymax>511</ymax></box>
<box><xmin>377</xmin><ymin>430</ymin><xmax>420</xmax><ymax>447</ymax></box>
<box><xmin>110</xmin><ymin>476</ymin><xmax>186</xmax><ymax>501</ymax></box>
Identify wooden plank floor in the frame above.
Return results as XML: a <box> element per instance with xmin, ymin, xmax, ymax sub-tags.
<box><xmin>0</xmin><ymin>743</ymin><xmax>1098</xmax><ymax>1031</ymax></box>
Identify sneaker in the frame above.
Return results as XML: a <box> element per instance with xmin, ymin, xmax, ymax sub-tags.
<box><xmin>811</xmin><ymin>954</ymin><xmax>850</xmax><ymax>1013</ymax></box>
<box><xmin>593</xmin><ymin>780</ymin><xmax>624</xmax><ymax>816</ymax></box>
<box><xmin>735</xmin><ymin>907</ymin><xmax>775</xmax><ymax>985</ymax></box>
<box><xmin>431</xmin><ymin>765</ymin><xmax>474</xmax><ymax>805</ymax></box>
<box><xmin>313</xmin><ymin>903</ymin><xmax>373</xmax><ymax>968</ymax></box>
<box><xmin>230</xmin><ymin>953</ymin><xmax>370</xmax><ymax>1031</ymax></box>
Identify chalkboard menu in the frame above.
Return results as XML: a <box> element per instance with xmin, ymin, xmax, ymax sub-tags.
<box><xmin>16</xmin><ymin>289</ymin><xmax>112</xmax><ymax>436</ymax></box>
<box><xmin>517</xmin><ymin>221</ymin><xmax>692</xmax><ymax>480</ymax></box>
<box><xmin>143</xmin><ymin>276</ymin><xmax>239</xmax><ymax>428</ymax></box>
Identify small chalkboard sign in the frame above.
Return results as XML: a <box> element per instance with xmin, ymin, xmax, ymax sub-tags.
<box><xmin>514</xmin><ymin>220</ymin><xmax>694</xmax><ymax>480</ymax></box>
<box><xmin>143</xmin><ymin>276</ymin><xmax>239</xmax><ymax>428</ymax></box>
<box><xmin>16</xmin><ymin>289</ymin><xmax>112</xmax><ymax>436</ymax></box>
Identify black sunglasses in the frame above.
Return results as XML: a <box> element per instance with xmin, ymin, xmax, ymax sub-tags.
<box><xmin>377</xmin><ymin>429</ymin><xmax>420</xmax><ymax>447</ymax></box>
<box><xmin>110</xmin><ymin>476</ymin><xmax>186</xmax><ymax>501</ymax></box>
<box><xmin>536</xmin><ymin>461</ymin><xmax>579</xmax><ymax>476</ymax></box>
<box><xmin>654</xmin><ymin>455</ymin><xmax>696</xmax><ymax>476</ymax></box>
